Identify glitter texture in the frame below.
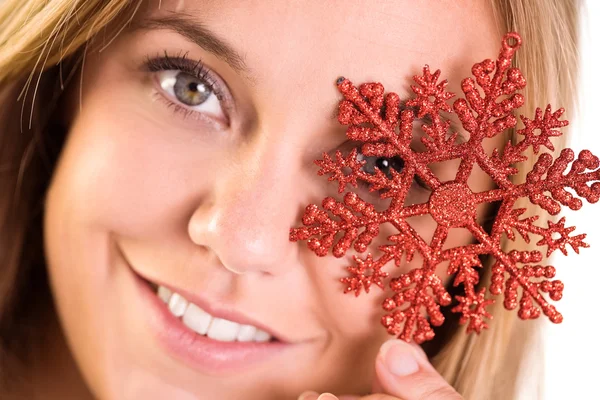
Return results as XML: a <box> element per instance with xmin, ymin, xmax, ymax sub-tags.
<box><xmin>289</xmin><ymin>33</ymin><xmax>600</xmax><ymax>343</ymax></box>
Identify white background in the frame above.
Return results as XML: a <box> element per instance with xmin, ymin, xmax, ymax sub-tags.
<box><xmin>542</xmin><ymin>1</ymin><xmax>600</xmax><ymax>399</ymax></box>
<box><xmin>0</xmin><ymin>1</ymin><xmax>596</xmax><ymax>398</ymax></box>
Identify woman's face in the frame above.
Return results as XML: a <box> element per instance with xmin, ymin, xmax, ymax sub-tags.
<box><xmin>44</xmin><ymin>1</ymin><xmax>503</xmax><ymax>398</ymax></box>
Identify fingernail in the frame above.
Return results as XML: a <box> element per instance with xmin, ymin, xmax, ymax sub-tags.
<box><xmin>379</xmin><ymin>339</ymin><xmax>420</xmax><ymax>376</ymax></box>
<box><xmin>298</xmin><ymin>391</ymin><xmax>319</xmax><ymax>400</ymax></box>
<box><xmin>317</xmin><ymin>394</ymin><xmax>338</xmax><ymax>400</ymax></box>
<box><xmin>410</xmin><ymin>342</ymin><xmax>428</xmax><ymax>360</ymax></box>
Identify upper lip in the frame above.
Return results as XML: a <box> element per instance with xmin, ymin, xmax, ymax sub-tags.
<box><xmin>120</xmin><ymin>249</ymin><xmax>295</xmax><ymax>343</ymax></box>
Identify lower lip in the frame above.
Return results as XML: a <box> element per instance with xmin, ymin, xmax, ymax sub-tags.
<box><xmin>131</xmin><ymin>269</ymin><xmax>292</xmax><ymax>374</ymax></box>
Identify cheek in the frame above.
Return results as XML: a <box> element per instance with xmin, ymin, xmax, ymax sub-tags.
<box><xmin>310</xmin><ymin>219</ymin><xmax>443</xmax><ymax>344</ymax></box>
<box><xmin>42</xmin><ymin>89</ymin><xmax>229</xmax><ymax>394</ymax></box>
<box><xmin>317</xmin><ymin>184</ymin><xmax>491</xmax><ymax>342</ymax></box>
<box><xmin>47</xmin><ymin>92</ymin><xmax>227</xmax><ymax>240</ymax></box>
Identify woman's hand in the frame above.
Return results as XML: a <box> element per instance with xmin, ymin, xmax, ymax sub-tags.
<box><xmin>298</xmin><ymin>339</ymin><xmax>463</xmax><ymax>400</ymax></box>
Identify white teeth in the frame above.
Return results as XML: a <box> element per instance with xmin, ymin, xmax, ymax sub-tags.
<box><xmin>158</xmin><ymin>286</ymin><xmax>172</xmax><ymax>303</ymax></box>
<box><xmin>254</xmin><ymin>329</ymin><xmax>271</xmax><ymax>343</ymax></box>
<box><xmin>236</xmin><ymin>324</ymin><xmax>257</xmax><ymax>342</ymax></box>
<box><xmin>182</xmin><ymin>303</ymin><xmax>213</xmax><ymax>335</ymax></box>
<box><xmin>168</xmin><ymin>293</ymin><xmax>188</xmax><ymax>317</ymax></box>
<box><xmin>156</xmin><ymin>285</ymin><xmax>273</xmax><ymax>343</ymax></box>
<box><xmin>207</xmin><ymin>318</ymin><xmax>240</xmax><ymax>342</ymax></box>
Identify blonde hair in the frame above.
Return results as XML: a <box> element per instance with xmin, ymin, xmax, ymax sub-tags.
<box><xmin>433</xmin><ymin>2</ymin><xmax>580</xmax><ymax>399</ymax></box>
<box><xmin>0</xmin><ymin>0</ymin><xmax>581</xmax><ymax>399</ymax></box>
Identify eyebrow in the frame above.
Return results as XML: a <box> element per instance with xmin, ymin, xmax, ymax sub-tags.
<box><xmin>131</xmin><ymin>14</ymin><xmax>255</xmax><ymax>83</ymax></box>
<box><xmin>130</xmin><ymin>15</ymin><xmax>467</xmax><ymax>143</ymax></box>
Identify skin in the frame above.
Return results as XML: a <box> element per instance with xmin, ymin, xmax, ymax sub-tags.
<box><xmin>41</xmin><ymin>0</ymin><xmax>504</xmax><ymax>399</ymax></box>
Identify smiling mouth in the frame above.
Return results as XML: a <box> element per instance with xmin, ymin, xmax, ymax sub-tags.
<box><xmin>145</xmin><ymin>281</ymin><xmax>278</xmax><ymax>344</ymax></box>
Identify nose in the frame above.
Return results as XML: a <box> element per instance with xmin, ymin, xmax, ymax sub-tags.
<box><xmin>187</xmin><ymin>141</ymin><xmax>301</xmax><ymax>276</ymax></box>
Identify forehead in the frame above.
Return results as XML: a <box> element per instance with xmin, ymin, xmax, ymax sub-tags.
<box><xmin>138</xmin><ymin>0</ymin><xmax>502</xmax><ymax>90</ymax></box>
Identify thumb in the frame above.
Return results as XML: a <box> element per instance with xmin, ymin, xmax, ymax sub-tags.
<box><xmin>373</xmin><ymin>339</ymin><xmax>463</xmax><ymax>400</ymax></box>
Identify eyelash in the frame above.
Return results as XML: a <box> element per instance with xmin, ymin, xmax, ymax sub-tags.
<box><xmin>143</xmin><ymin>51</ymin><xmax>228</xmax><ymax>120</ymax></box>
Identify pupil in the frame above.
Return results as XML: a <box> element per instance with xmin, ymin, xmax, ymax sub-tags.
<box><xmin>376</xmin><ymin>157</ymin><xmax>404</xmax><ymax>176</ymax></box>
<box><xmin>376</xmin><ymin>158</ymin><xmax>390</xmax><ymax>170</ymax></box>
<box><xmin>173</xmin><ymin>73</ymin><xmax>211</xmax><ymax>106</ymax></box>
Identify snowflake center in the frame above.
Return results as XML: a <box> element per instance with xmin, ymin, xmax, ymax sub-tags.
<box><xmin>428</xmin><ymin>182</ymin><xmax>476</xmax><ymax>227</ymax></box>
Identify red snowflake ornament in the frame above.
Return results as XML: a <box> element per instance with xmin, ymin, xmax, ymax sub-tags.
<box><xmin>289</xmin><ymin>32</ymin><xmax>600</xmax><ymax>343</ymax></box>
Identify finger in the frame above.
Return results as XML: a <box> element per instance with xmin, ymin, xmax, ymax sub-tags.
<box><xmin>298</xmin><ymin>393</ymin><xmax>398</xmax><ymax>400</ymax></box>
<box><xmin>317</xmin><ymin>394</ymin><xmax>339</xmax><ymax>400</ymax></box>
<box><xmin>298</xmin><ymin>392</ymin><xmax>338</xmax><ymax>400</ymax></box>
<box><xmin>338</xmin><ymin>395</ymin><xmax>398</xmax><ymax>400</ymax></box>
<box><xmin>373</xmin><ymin>339</ymin><xmax>462</xmax><ymax>400</ymax></box>
<box><xmin>315</xmin><ymin>394</ymin><xmax>400</xmax><ymax>400</ymax></box>
<box><xmin>371</xmin><ymin>341</ymin><xmax>428</xmax><ymax>394</ymax></box>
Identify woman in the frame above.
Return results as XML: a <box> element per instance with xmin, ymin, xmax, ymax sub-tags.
<box><xmin>0</xmin><ymin>0</ymin><xmax>581</xmax><ymax>399</ymax></box>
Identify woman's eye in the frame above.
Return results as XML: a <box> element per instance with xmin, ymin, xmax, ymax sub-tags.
<box><xmin>156</xmin><ymin>70</ymin><xmax>225</xmax><ymax>121</ymax></box>
<box><xmin>354</xmin><ymin>149</ymin><xmax>430</xmax><ymax>193</ymax></box>
<box><xmin>357</xmin><ymin>152</ymin><xmax>405</xmax><ymax>178</ymax></box>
